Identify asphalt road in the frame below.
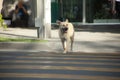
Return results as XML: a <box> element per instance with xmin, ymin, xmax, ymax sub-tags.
<box><xmin>0</xmin><ymin>51</ymin><xmax>120</xmax><ymax>80</ymax></box>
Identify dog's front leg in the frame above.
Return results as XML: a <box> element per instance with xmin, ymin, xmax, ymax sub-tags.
<box><xmin>64</xmin><ymin>39</ymin><xmax>71</xmax><ymax>53</ymax></box>
<box><xmin>63</xmin><ymin>40</ymin><xmax>67</xmax><ymax>53</ymax></box>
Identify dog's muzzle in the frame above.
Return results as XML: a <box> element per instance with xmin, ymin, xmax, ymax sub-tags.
<box><xmin>61</xmin><ymin>27</ymin><xmax>68</xmax><ymax>33</ymax></box>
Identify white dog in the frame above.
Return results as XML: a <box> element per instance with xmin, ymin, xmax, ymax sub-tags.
<box><xmin>57</xmin><ymin>19</ymin><xmax>74</xmax><ymax>53</ymax></box>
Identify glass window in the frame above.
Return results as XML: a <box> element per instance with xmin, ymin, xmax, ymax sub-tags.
<box><xmin>93</xmin><ymin>0</ymin><xmax>112</xmax><ymax>19</ymax></box>
<box><xmin>51</xmin><ymin>0</ymin><xmax>83</xmax><ymax>22</ymax></box>
<box><xmin>61</xmin><ymin>0</ymin><xmax>83</xmax><ymax>22</ymax></box>
<box><xmin>51</xmin><ymin>0</ymin><xmax>120</xmax><ymax>23</ymax></box>
<box><xmin>93</xmin><ymin>0</ymin><xmax>120</xmax><ymax>23</ymax></box>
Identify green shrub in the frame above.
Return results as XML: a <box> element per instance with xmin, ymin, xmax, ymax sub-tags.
<box><xmin>0</xmin><ymin>37</ymin><xmax>48</xmax><ymax>42</ymax></box>
<box><xmin>0</xmin><ymin>14</ymin><xmax>7</xmax><ymax>30</ymax></box>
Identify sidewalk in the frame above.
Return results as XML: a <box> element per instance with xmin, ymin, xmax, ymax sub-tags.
<box><xmin>0</xmin><ymin>27</ymin><xmax>120</xmax><ymax>53</ymax></box>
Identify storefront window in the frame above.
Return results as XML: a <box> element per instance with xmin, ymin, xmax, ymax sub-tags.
<box><xmin>93</xmin><ymin>0</ymin><xmax>120</xmax><ymax>23</ymax></box>
<box><xmin>51</xmin><ymin>0</ymin><xmax>83</xmax><ymax>22</ymax></box>
<box><xmin>93</xmin><ymin>0</ymin><xmax>112</xmax><ymax>19</ymax></box>
<box><xmin>61</xmin><ymin>0</ymin><xmax>83</xmax><ymax>22</ymax></box>
<box><xmin>51</xmin><ymin>0</ymin><xmax>120</xmax><ymax>23</ymax></box>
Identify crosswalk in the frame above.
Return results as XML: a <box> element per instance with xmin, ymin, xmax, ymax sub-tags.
<box><xmin>0</xmin><ymin>51</ymin><xmax>120</xmax><ymax>80</ymax></box>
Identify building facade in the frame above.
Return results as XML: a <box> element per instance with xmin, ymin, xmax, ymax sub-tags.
<box><xmin>1</xmin><ymin>0</ymin><xmax>120</xmax><ymax>27</ymax></box>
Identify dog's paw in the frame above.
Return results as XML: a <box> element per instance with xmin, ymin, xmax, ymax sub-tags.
<box><xmin>63</xmin><ymin>51</ymin><xmax>67</xmax><ymax>54</ymax></box>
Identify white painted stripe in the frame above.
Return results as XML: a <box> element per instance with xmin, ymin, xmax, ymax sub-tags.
<box><xmin>1</xmin><ymin>55</ymin><xmax>120</xmax><ymax>58</ymax></box>
<box><xmin>0</xmin><ymin>49</ymin><xmax>120</xmax><ymax>54</ymax></box>
<box><xmin>17</xmin><ymin>56</ymin><xmax>120</xmax><ymax>61</ymax></box>
<box><xmin>0</xmin><ymin>65</ymin><xmax>120</xmax><ymax>72</ymax></box>
<box><xmin>0</xmin><ymin>73</ymin><xmax>119</xmax><ymax>80</ymax></box>
<box><xmin>0</xmin><ymin>60</ymin><xmax>120</xmax><ymax>66</ymax></box>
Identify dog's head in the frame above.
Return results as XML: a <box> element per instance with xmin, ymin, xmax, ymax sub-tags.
<box><xmin>57</xmin><ymin>19</ymin><xmax>69</xmax><ymax>33</ymax></box>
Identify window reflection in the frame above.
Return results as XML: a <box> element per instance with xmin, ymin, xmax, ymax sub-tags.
<box><xmin>51</xmin><ymin>0</ymin><xmax>120</xmax><ymax>23</ymax></box>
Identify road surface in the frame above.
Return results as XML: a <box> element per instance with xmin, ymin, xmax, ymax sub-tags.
<box><xmin>0</xmin><ymin>51</ymin><xmax>120</xmax><ymax>80</ymax></box>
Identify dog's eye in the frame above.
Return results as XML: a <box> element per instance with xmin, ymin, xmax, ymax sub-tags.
<box><xmin>66</xmin><ymin>24</ymin><xmax>68</xmax><ymax>26</ymax></box>
<box><xmin>63</xmin><ymin>25</ymin><xmax>65</xmax><ymax>26</ymax></box>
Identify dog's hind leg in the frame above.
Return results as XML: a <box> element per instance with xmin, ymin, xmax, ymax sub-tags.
<box><xmin>70</xmin><ymin>34</ymin><xmax>74</xmax><ymax>51</ymax></box>
<box><xmin>71</xmin><ymin>42</ymin><xmax>73</xmax><ymax>51</ymax></box>
<box><xmin>61</xmin><ymin>39</ymin><xmax>64</xmax><ymax>50</ymax></box>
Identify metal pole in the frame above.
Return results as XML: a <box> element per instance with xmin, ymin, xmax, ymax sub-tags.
<box><xmin>60</xmin><ymin>0</ymin><xmax>63</xmax><ymax>19</ymax></box>
<box><xmin>83</xmin><ymin>0</ymin><xmax>86</xmax><ymax>23</ymax></box>
<box><xmin>36</xmin><ymin>0</ymin><xmax>44</xmax><ymax>39</ymax></box>
<box><xmin>44</xmin><ymin>0</ymin><xmax>51</xmax><ymax>39</ymax></box>
<box><xmin>37</xmin><ymin>27</ymin><xmax>40</xmax><ymax>38</ymax></box>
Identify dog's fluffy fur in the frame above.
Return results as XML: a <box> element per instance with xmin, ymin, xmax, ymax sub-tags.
<box><xmin>57</xmin><ymin>19</ymin><xmax>74</xmax><ymax>53</ymax></box>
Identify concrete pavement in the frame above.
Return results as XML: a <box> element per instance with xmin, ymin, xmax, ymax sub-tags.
<box><xmin>0</xmin><ymin>27</ymin><xmax>120</xmax><ymax>53</ymax></box>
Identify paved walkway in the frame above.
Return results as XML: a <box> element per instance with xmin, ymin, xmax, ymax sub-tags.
<box><xmin>0</xmin><ymin>27</ymin><xmax>120</xmax><ymax>53</ymax></box>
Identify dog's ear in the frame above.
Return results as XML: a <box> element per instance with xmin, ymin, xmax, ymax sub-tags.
<box><xmin>65</xmin><ymin>19</ymin><xmax>69</xmax><ymax>23</ymax></box>
<box><xmin>56</xmin><ymin>20</ymin><xmax>61</xmax><ymax>25</ymax></box>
